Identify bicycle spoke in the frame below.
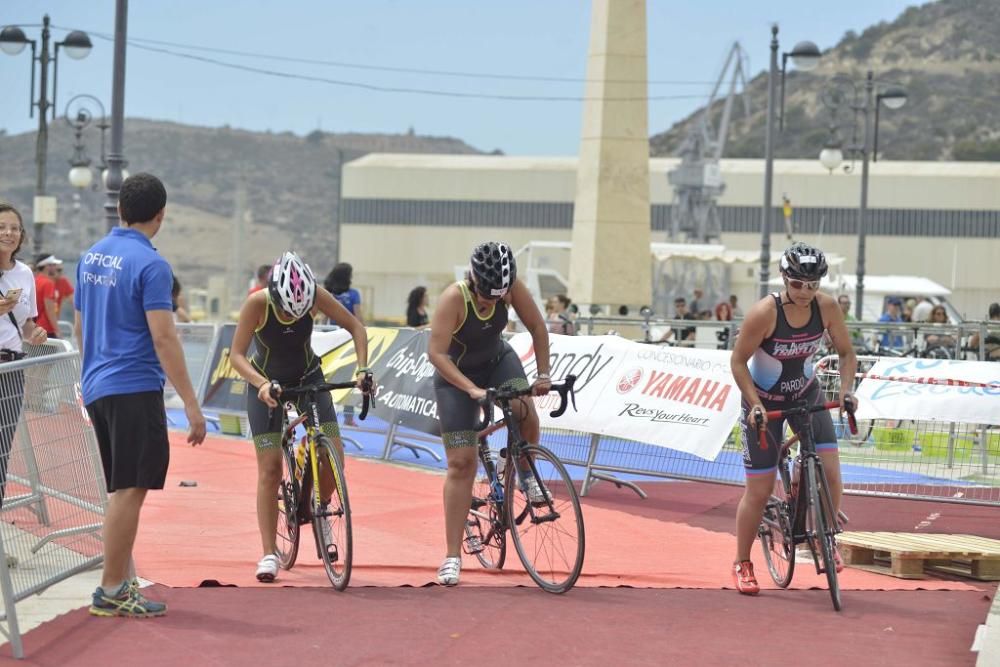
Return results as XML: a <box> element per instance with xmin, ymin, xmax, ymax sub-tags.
<box><xmin>506</xmin><ymin>445</ymin><xmax>585</xmax><ymax>593</ymax></box>
<box><xmin>276</xmin><ymin>442</ymin><xmax>301</xmax><ymax>570</ymax></box>
<box><xmin>316</xmin><ymin>436</ymin><xmax>352</xmax><ymax>591</ymax></box>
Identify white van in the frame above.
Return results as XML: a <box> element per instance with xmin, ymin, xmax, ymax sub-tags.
<box><xmin>769</xmin><ymin>274</ymin><xmax>960</xmax><ymax>322</ymax></box>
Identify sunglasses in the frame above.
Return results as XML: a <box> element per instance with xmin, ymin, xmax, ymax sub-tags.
<box><xmin>786</xmin><ymin>278</ymin><xmax>820</xmax><ymax>291</ymax></box>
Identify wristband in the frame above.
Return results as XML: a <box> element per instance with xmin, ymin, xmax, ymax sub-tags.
<box><xmin>536</xmin><ymin>373</ymin><xmax>551</xmax><ymax>380</ymax></box>
<box><xmin>355</xmin><ymin>366</ymin><xmax>371</xmax><ymax>375</ymax></box>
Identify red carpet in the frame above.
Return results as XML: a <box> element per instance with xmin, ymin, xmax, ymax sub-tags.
<box><xmin>5</xmin><ymin>586</ymin><xmax>989</xmax><ymax>666</ymax></box>
<box><xmin>131</xmin><ymin>434</ymin><xmax>987</xmax><ymax>592</ymax></box>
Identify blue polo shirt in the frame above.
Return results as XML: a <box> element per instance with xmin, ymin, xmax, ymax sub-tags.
<box><xmin>75</xmin><ymin>227</ymin><xmax>174</xmax><ymax>404</ymax></box>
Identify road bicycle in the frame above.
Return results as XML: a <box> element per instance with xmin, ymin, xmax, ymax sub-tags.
<box><xmin>756</xmin><ymin>398</ymin><xmax>857</xmax><ymax>611</ymax></box>
<box><xmin>463</xmin><ymin>375</ymin><xmax>585</xmax><ymax>593</ymax></box>
<box><xmin>272</xmin><ymin>376</ymin><xmax>371</xmax><ymax>590</ymax></box>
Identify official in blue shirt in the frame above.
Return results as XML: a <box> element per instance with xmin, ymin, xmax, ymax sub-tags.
<box><xmin>878</xmin><ymin>297</ymin><xmax>906</xmax><ymax>349</ymax></box>
<box><xmin>74</xmin><ymin>172</ymin><xmax>206</xmax><ymax>619</ymax></box>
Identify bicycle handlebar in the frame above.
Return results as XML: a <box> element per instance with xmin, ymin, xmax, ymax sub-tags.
<box><xmin>754</xmin><ymin>397</ymin><xmax>857</xmax><ymax>437</ymax></box>
<box><xmin>270</xmin><ymin>375</ymin><xmax>374</xmax><ymax>421</ymax></box>
<box><xmin>472</xmin><ymin>374</ymin><xmax>577</xmax><ymax>432</ymax></box>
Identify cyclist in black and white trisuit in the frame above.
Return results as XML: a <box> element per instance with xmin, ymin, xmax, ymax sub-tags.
<box><xmin>729</xmin><ymin>243</ymin><xmax>857</xmax><ymax>595</ymax></box>
<box><xmin>229</xmin><ymin>252</ymin><xmax>370</xmax><ymax>583</ymax></box>
<box><xmin>428</xmin><ymin>241</ymin><xmax>553</xmax><ymax>586</ymax></box>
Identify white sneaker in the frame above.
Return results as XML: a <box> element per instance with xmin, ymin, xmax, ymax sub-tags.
<box><xmin>521</xmin><ymin>476</ymin><xmax>550</xmax><ymax>505</ymax></box>
<box><xmin>437</xmin><ymin>556</ymin><xmax>461</xmax><ymax>586</ymax></box>
<box><xmin>255</xmin><ymin>554</ymin><xmax>280</xmax><ymax>582</ymax></box>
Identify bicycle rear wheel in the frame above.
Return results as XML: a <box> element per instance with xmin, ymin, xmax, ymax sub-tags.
<box><xmin>465</xmin><ymin>453</ymin><xmax>506</xmax><ymax>569</ymax></box>
<box><xmin>759</xmin><ymin>465</ymin><xmax>795</xmax><ymax>588</ymax></box>
<box><xmin>807</xmin><ymin>457</ymin><xmax>841</xmax><ymax>611</ymax></box>
<box><xmin>505</xmin><ymin>445</ymin><xmax>585</xmax><ymax>594</ymax></box>
<box><xmin>313</xmin><ymin>435</ymin><xmax>353</xmax><ymax>591</ymax></box>
<box><xmin>276</xmin><ymin>442</ymin><xmax>301</xmax><ymax>569</ymax></box>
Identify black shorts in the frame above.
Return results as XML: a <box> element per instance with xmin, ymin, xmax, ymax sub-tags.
<box><xmin>739</xmin><ymin>382</ymin><xmax>838</xmax><ymax>475</ymax></box>
<box><xmin>433</xmin><ymin>342</ymin><xmax>529</xmax><ymax>448</ymax></box>
<box><xmin>246</xmin><ymin>366</ymin><xmax>339</xmax><ymax>451</ymax></box>
<box><xmin>86</xmin><ymin>391</ymin><xmax>170</xmax><ymax>492</ymax></box>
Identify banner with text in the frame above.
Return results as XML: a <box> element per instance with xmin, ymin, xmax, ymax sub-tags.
<box><xmin>320</xmin><ymin>327</ymin><xmax>441</xmax><ymax>435</ymax></box>
<box><xmin>200</xmin><ymin>324</ymin><xmax>247</xmax><ymax>412</ymax></box>
<box><xmin>508</xmin><ymin>334</ymin><xmax>741</xmax><ymax>461</ymax></box>
<box><xmin>855</xmin><ymin>358</ymin><xmax>1000</xmax><ymax>425</ymax></box>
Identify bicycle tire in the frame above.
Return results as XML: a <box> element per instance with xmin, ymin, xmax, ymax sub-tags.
<box><xmin>759</xmin><ymin>463</ymin><xmax>795</xmax><ymax>588</ymax></box>
<box><xmin>465</xmin><ymin>454</ymin><xmax>507</xmax><ymax>569</ymax></box>
<box><xmin>313</xmin><ymin>435</ymin><xmax>353</xmax><ymax>591</ymax></box>
<box><xmin>276</xmin><ymin>441</ymin><xmax>301</xmax><ymax>570</ymax></box>
<box><xmin>807</xmin><ymin>457</ymin><xmax>841</xmax><ymax>611</ymax></box>
<box><xmin>505</xmin><ymin>445</ymin><xmax>585</xmax><ymax>594</ymax></box>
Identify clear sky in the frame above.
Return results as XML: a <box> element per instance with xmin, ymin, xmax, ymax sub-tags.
<box><xmin>1</xmin><ymin>0</ymin><xmax>916</xmax><ymax>155</ymax></box>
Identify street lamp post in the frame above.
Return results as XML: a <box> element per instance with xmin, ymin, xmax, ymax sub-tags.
<box><xmin>759</xmin><ymin>26</ymin><xmax>821</xmax><ymax>297</ymax></box>
<box><xmin>819</xmin><ymin>71</ymin><xmax>907</xmax><ymax>319</ymax></box>
<box><xmin>66</xmin><ymin>95</ymin><xmax>109</xmax><ymax>250</ymax></box>
<box><xmin>1</xmin><ymin>16</ymin><xmax>92</xmax><ymax>255</ymax></box>
<box><xmin>104</xmin><ymin>0</ymin><xmax>130</xmax><ymax>233</ymax></box>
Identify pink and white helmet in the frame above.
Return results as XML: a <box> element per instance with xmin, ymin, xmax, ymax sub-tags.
<box><xmin>268</xmin><ymin>251</ymin><xmax>316</xmax><ymax>319</ymax></box>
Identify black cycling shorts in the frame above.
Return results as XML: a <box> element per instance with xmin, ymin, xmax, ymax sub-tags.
<box><xmin>739</xmin><ymin>381</ymin><xmax>838</xmax><ymax>475</ymax></box>
<box><xmin>247</xmin><ymin>366</ymin><xmax>340</xmax><ymax>451</ymax></box>
<box><xmin>434</xmin><ymin>342</ymin><xmax>529</xmax><ymax>448</ymax></box>
<box><xmin>86</xmin><ymin>391</ymin><xmax>170</xmax><ymax>492</ymax></box>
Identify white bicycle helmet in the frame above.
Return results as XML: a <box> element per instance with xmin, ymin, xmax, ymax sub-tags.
<box><xmin>268</xmin><ymin>251</ymin><xmax>316</xmax><ymax>319</ymax></box>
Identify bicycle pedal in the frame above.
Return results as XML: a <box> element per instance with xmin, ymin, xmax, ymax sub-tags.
<box><xmin>463</xmin><ymin>535</ymin><xmax>484</xmax><ymax>555</ymax></box>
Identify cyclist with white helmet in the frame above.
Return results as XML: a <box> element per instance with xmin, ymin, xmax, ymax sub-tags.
<box><xmin>428</xmin><ymin>241</ymin><xmax>553</xmax><ymax>586</ymax></box>
<box><xmin>729</xmin><ymin>242</ymin><xmax>857</xmax><ymax>595</ymax></box>
<box><xmin>230</xmin><ymin>251</ymin><xmax>370</xmax><ymax>582</ymax></box>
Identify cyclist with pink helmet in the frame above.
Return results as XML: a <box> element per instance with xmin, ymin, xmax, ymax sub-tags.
<box><xmin>230</xmin><ymin>251</ymin><xmax>370</xmax><ymax>582</ymax></box>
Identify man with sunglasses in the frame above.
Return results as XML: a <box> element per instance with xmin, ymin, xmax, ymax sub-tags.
<box><xmin>728</xmin><ymin>242</ymin><xmax>857</xmax><ymax>595</ymax></box>
<box><xmin>428</xmin><ymin>241</ymin><xmax>552</xmax><ymax>586</ymax></box>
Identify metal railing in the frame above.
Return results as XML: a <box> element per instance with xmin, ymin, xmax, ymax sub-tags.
<box><xmin>0</xmin><ymin>347</ymin><xmax>107</xmax><ymax>659</ymax></box>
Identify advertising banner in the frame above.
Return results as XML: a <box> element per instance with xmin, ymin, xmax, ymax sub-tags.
<box><xmin>855</xmin><ymin>358</ymin><xmax>1000</xmax><ymax>425</ymax></box>
<box><xmin>320</xmin><ymin>327</ymin><xmax>441</xmax><ymax>435</ymax></box>
<box><xmin>200</xmin><ymin>324</ymin><xmax>247</xmax><ymax>412</ymax></box>
<box><xmin>509</xmin><ymin>334</ymin><xmax>742</xmax><ymax>460</ymax></box>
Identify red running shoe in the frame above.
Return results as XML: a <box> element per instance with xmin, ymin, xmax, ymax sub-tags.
<box><xmin>732</xmin><ymin>560</ymin><xmax>760</xmax><ymax>595</ymax></box>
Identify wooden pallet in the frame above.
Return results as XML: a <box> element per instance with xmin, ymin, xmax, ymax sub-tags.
<box><xmin>838</xmin><ymin>532</ymin><xmax>1000</xmax><ymax>581</ymax></box>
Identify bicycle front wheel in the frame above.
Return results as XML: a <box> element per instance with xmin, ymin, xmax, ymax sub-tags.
<box><xmin>807</xmin><ymin>457</ymin><xmax>841</xmax><ymax>611</ymax></box>
<box><xmin>313</xmin><ymin>435</ymin><xmax>353</xmax><ymax>591</ymax></box>
<box><xmin>505</xmin><ymin>445</ymin><xmax>585</xmax><ymax>594</ymax></box>
<box><xmin>465</xmin><ymin>454</ymin><xmax>506</xmax><ymax>569</ymax></box>
<box><xmin>276</xmin><ymin>442</ymin><xmax>301</xmax><ymax>570</ymax></box>
<box><xmin>759</xmin><ymin>467</ymin><xmax>795</xmax><ymax>587</ymax></box>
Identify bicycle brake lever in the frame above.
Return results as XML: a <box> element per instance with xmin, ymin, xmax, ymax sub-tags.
<box><xmin>359</xmin><ymin>375</ymin><xmax>373</xmax><ymax>421</ymax></box>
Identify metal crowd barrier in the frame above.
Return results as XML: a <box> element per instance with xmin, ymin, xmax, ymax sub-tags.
<box><xmin>0</xmin><ymin>346</ymin><xmax>107</xmax><ymax>659</ymax></box>
<box><xmin>166</xmin><ymin>323</ymin><xmax>220</xmax><ymax>407</ymax></box>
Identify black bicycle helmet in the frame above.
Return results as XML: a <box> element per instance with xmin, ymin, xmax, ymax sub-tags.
<box><xmin>470</xmin><ymin>241</ymin><xmax>517</xmax><ymax>298</ymax></box>
<box><xmin>779</xmin><ymin>242</ymin><xmax>828</xmax><ymax>281</ymax></box>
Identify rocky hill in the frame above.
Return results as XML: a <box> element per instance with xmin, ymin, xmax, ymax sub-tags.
<box><xmin>0</xmin><ymin>119</ymin><xmax>483</xmax><ymax>286</ymax></box>
<box><xmin>651</xmin><ymin>0</ymin><xmax>1000</xmax><ymax>162</ymax></box>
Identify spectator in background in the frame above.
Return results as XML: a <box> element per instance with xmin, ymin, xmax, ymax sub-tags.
<box><xmin>74</xmin><ymin>173</ymin><xmax>205</xmax><ymax>618</ymax></box>
<box><xmin>248</xmin><ymin>264</ymin><xmax>270</xmax><ymax>296</ymax></box>
<box><xmin>729</xmin><ymin>294</ymin><xmax>743</xmax><ymax>318</ymax></box>
<box><xmin>546</xmin><ymin>293</ymin><xmax>576</xmax><ymax>335</ymax></box>
<box><xmin>901</xmin><ymin>303</ymin><xmax>914</xmax><ymax>323</ymax></box>
<box><xmin>172</xmin><ymin>276</ymin><xmax>192</xmax><ymax>323</ymax></box>
<box><xmin>672</xmin><ymin>297</ymin><xmax>696</xmax><ymax>345</ymax></box>
<box><xmin>923</xmin><ymin>305</ymin><xmax>955</xmax><ymax>351</ymax></box>
<box><xmin>690</xmin><ymin>288</ymin><xmax>704</xmax><ymax>314</ymax></box>
<box><xmin>878</xmin><ymin>297</ymin><xmax>905</xmax><ymax>349</ymax></box>
<box><xmin>911</xmin><ymin>296</ymin><xmax>933</xmax><ymax>323</ymax></box>
<box><xmin>968</xmin><ymin>302</ymin><xmax>1000</xmax><ymax>361</ymax></box>
<box><xmin>837</xmin><ymin>294</ymin><xmax>864</xmax><ymax>348</ymax></box>
<box><xmin>33</xmin><ymin>254</ymin><xmax>60</xmax><ymax>338</ymax></box>
<box><xmin>406</xmin><ymin>285</ymin><xmax>429</xmax><ymax>328</ymax></box>
<box><xmin>0</xmin><ymin>202</ymin><xmax>48</xmax><ymax>508</ymax></box>
<box><xmin>324</xmin><ymin>262</ymin><xmax>363</xmax><ymax>426</ymax></box>
<box><xmin>715</xmin><ymin>302</ymin><xmax>733</xmax><ymax>321</ymax></box>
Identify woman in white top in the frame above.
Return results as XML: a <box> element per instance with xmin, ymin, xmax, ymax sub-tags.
<box><xmin>0</xmin><ymin>201</ymin><xmax>48</xmax><ymax>506</ymax></box>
